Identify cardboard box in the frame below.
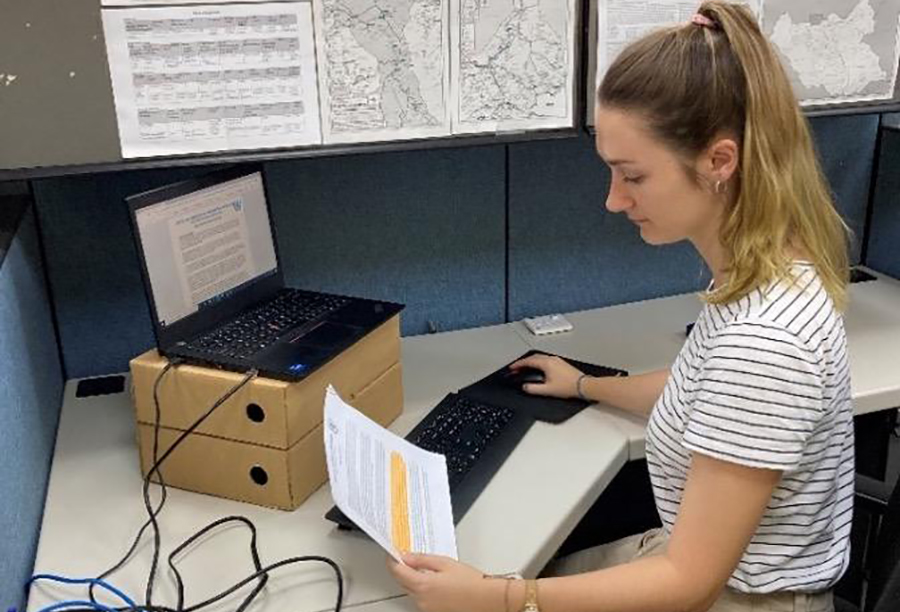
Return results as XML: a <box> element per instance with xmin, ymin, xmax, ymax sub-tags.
<box><xmin>129</xmin><ymin>316</ymin><xmax>403</xmax><ymax>510</ymax></box>
<box><xmin>136</xmin><ymin>363</ymin><xmax>403</xmax><ymax>509</ymax></box>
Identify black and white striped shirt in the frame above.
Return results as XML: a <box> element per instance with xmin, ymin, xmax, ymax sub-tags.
<box><xmin>645</xmin><ymin>262</ymin><xmax>854</xmax><ymax>593</ymax></box>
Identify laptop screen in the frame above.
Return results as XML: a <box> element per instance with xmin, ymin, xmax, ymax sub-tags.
<box><xmin>133</xmin><ymin>171</ymin><xmax>278</xmax><ymax>328</ymax></box>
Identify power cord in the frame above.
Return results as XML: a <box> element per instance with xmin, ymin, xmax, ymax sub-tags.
<box><xmin>28</xmin><ymin>361</ymin><xmax>344</xmax><ymax>612</ymax></box>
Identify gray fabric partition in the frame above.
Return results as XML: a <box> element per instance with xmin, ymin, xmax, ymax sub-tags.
<box><xmin>507</xmin><ymin>114</ymin><xmax>879</xmax><ymax>321</ymax></box>
<box><xmin>33</xmin><ymin>145</ymin><xmax>507</xmax><ymax>378</ymax></box>
<box><xmin>264</xmin><ymin>147</ymin><xmax>506</xmax><ymax>335</ymax></box>
<box><xmin>866</xmin><ymin>127</ymin><xmax>900</xmax><ymax>277</ymax></box>
<box><xmin>0</xmin><ymin>207</ymin><xmax>64</xmax><ymax>610</ymax></box>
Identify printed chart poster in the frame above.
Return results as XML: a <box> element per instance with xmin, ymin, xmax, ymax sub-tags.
<box><xmin>102</xmin><ymin>2</ymin><xmax>322</xmax><ymax>157</ymax></box>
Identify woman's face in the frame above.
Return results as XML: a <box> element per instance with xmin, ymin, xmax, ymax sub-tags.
<box><xmin>594</xmin><ymin>106</ymin><xmax>726</xmax><ymax>247</ymax></box>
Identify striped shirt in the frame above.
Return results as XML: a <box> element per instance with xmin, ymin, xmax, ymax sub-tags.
<box><xmin>645</xmin><ymin>262</ymin><xmax>854</xmax><ymax>593</ymax></box>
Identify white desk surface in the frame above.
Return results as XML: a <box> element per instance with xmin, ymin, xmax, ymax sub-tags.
<box><xmin>513</xmin><ymin>268</ymin><xmax>900</xmax><ymax>459</ymax></box>
<box><xmin>28</xmin><ymin>322</ymin><xmax>628</xmax><ymax>612</ymax></box>
<box><xmin>28</xmin><ymin>272</ymin><xmax>900</xmax><ymax>612</ymax></box>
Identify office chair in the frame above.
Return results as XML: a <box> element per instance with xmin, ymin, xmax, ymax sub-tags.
<box><xmin>834</xmin><ymin>472</ymin><xmax>900</xmax><ymax>612</ymax></box>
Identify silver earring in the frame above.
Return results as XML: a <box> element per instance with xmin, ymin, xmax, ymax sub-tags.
<box><xmin>714</xmin><ymin>180</ymin><xmax>725</xmax><ymax>195</ymax></box>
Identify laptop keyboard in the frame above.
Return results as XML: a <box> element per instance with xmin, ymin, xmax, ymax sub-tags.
<box><xmin>188</xmin><ymin>289</ymin><xmax>349</xmax><ymax>360</ymax></box>
<box><xmin>408</xmin><ymin>394</ymin><xmax>521</xmax><ymax>488</ymax></box>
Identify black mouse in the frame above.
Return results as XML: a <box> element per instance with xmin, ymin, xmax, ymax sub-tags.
<box><xmin>503</xmin><ymin>367</ymin><xmax>546</xmax><ymax>387</ymax></box>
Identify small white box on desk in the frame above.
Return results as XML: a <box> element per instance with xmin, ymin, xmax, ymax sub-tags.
<box><xmin>523</xmin><ymin>314</ymin><xmax>573</xmax><ymax>336</ymax></box>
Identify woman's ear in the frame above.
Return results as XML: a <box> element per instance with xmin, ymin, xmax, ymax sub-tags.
<box><xmin>705</xmin><ymin>137</ymin><xmax>740</xmax><ymax>184</ymax></box>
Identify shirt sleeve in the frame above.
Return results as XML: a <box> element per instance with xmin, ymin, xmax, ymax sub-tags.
<box><xmin>682</xmin><ymin>317</ymin><xmax>824</xmax><ymax>471</ymax></box>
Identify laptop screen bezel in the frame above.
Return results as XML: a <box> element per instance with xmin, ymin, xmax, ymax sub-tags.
<box><xmin>127</xmin><ymin>165</ymin><xmax>284</xmax><ymax>351</ymax></box>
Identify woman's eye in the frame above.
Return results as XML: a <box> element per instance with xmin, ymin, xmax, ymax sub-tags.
<box><xmin>623</xmin><ymin>175</ymin><xmax>644</xmax><ymax>184</ymax></box>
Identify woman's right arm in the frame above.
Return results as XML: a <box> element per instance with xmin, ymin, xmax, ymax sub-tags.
<box><xmin>579</xmin><ymin>368</ymin><xmax>669</xmax><ymax>418</ymax></box>
<box><xmin>510</xmin><ymin>354</ymin><xmax>669</xmax><ymax>418</ymax></box>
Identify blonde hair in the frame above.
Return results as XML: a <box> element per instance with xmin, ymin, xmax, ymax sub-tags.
<box><xmin>598</xmin><ymin>1</ymin><xmax>851</xmax><ymax>310</ymax></box>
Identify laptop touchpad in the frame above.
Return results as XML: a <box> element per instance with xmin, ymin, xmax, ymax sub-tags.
<box><xmin>294</xmin><ymin>321</ymin><xmax>360</xmax><ymax>347</ymax></box>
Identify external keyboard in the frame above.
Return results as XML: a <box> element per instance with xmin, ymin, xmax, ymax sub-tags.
<box><xmin>410</xmin><ymin>394</ymin><xmax>520</xmax><ymax>487</ymax></box>
<box><xmin>188</xmin><ymin>289</ymin><xmax>349</xmax><ymax>360</ymax></box>
<box><xmin>325</xmin><ymin>393</ymin><xmax>534</xmax><ymax>527</ymax></box>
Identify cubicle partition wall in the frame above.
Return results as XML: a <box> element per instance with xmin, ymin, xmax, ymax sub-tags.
<box><xmin>32</xmin><ymin>145</ymin><xmax>509</xmax><ymax>379</ymax></box>
<box><xmin>866</xmin><ymin>122</ymin><xmax>900</xmax><ymax>278</ymax></box>
<box><xmin>30</xmin><ymin>114</ymin><xmax>882</xmax><ymax>380</ymax></box>
<box><xmin>504</xmin><ymin>114</ymin><xmax>879</xmax><ymax>319</ymax></box>
<box><xmin>0</xmin><ymin>197</ymin><xmax>64</xmax><ymax>609</ymax></box>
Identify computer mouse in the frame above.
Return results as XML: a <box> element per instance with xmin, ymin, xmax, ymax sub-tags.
<box><xmin>503</xmin><ymin>367</ymin><xmax>546</xmax><ymax>387</ymax></box>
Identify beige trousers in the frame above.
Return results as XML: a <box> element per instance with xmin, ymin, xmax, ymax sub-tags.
<box><xmin>542</xmin><ymin>528</ymin><xmax>834</xmax><ymax>612</ymax></box>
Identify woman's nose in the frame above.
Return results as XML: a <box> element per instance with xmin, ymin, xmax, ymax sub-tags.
<box><xmin>605</xmin><ymin>177</ymin><xmax>633</xmax><ymax>213</ymax></box>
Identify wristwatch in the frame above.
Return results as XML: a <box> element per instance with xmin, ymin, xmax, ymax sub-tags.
<box><xmin>522</xmin><ymin>579</ymin><xmax>540</xmax><ymax>612</ymax></box>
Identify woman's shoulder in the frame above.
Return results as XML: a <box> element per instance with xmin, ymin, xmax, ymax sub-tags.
<box><xmin>711</xmin><ymin>262</ymin><xmax>840</xmax><ymax>350</ymax></box>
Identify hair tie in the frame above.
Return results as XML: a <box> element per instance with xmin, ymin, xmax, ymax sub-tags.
<box><xmin>691</xmin><ymin>13</ymin><xmax>717</xmax><ymax>29</ymax></box>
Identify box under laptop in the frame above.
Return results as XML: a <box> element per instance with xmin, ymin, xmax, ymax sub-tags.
<box><xmin>127</xmin><ymin>166</ymin><xmax>403</xmax><ymax>382</ymax></box>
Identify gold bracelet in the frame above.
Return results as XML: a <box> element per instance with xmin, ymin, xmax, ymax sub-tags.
<box><xmin>522</xmin><ymin>578</ymin><xmax>540</xmax><ymax>612</ymax></box>
<box><xmin>503</xmin><ymin>578</ymin><xmax>513</xmax><ymax>612</ymax></box>
<box><xmin>482</xmin><ymin>573</ymin><xmax>515</xmax><ymax>612</ymax></box>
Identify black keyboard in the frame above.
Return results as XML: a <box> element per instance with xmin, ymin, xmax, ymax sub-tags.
<box><xmin>409</xmin><ymin>394</ymin><xmax>524</xmax><ymax>489</ymax></box>
<box><xmin>188</xmin><ymin>289</ymin><xmax>349</xmax><ymax>360</ymax></box>
<box><xmin>325</xmin><ymin>393</ymin><xmax>534</xmax><ymax>528</ymax></box>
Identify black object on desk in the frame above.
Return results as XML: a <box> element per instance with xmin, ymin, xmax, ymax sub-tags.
<box><xmin>325</xmin><ymin>351</ymin><xmax>627</xmax><ymax>530</ymax></box>
<box><xmin>850</xmin><ymin>267</ymin><xmax>876</xmax><ymax>283</ymax></box>
<box><xmin>325</xmin><ymin>392</ymin><xmax>533</xmax><ymax>528</ymax></box>
<box><xmin>459</xmin><ymin>350</ymin><xmax>628</xmax><ymax>424</ymax></box>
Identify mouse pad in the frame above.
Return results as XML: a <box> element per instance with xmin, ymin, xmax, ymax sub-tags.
<box><xmin>458</xmin><ymin>350</ymin><xmax>628</xmax><ymax>424</ymax></box>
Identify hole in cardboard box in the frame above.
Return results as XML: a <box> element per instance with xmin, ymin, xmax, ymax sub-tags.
<box><xmin>250</xmin><ymin>466</ymin><xmax>269</xmax><ymax>486</ymax></box>
<box><xmin>246</xmin><ymin>403</ymin><xmax>266</xmax><ymax>423</ymax></box>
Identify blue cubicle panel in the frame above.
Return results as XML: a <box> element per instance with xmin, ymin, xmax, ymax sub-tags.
<box><xmin>0</xmin><ymin>207</ymin><xmax>64</xmax><ymax>611</ymax></box>
<box><xmin>507</xmin><ymin>115</ymin><xmax>879</xmax><ymax>321</ymax></box>
<box><xmin>865</xmin><ymin>127</ymin><xmax>900</xmax><ymax>278</ymax></box>
<box><xmin>32</xmin><ymin>145</ymin><xmax>507</xmax><ymax>379</ymax></box>
<box><xmin>264</xmin><ymin>147</ymin><xmax>506</xmax><ymax>335</ymax></box>
<box><xmin>507</xmin><ymin>133</ymin><xmax>707</xmax><ymax>321</ymax></box>
<box><xmin>808</xmin><ymin>114</ymin><xmax>880</xmax><ymax>260</ymax></box>
<box><xmin>32</xmin><ymin>167</ymin><xmax>210</xmax><ymax>379</ymax></box>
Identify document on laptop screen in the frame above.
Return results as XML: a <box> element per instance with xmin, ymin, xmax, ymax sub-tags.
<box><xmin>170</xmin><ymin>193</ymin><xmax>254</xmax><ymax>307</ymax></box>
<box><xmin>323</xmin><ymin>386</ymin><xmax>458</xmax><ymax>561</ymax></box>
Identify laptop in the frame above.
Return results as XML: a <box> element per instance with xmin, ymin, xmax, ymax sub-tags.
<box><xmin>127</xmin><ymin>165</ymin><xmax>404</xmax><ymax>381</ymax></box>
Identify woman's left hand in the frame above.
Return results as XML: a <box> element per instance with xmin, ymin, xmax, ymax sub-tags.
<box><xmin>386</xmin><ymin>554</ymin><xmax>500</xmax><ymax>612</ymax></box>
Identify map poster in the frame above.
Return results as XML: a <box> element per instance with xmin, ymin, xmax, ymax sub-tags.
<box><xmin>762</xmin><ymin>0</ymin><xmax>900</xmax><ymax>106</ymax></box>
<box><xmin>312</xmin><ymin>0</ymin><xmax>452</xmax><ymax>144</ymax></box>
<box><xmin>451</xmin><ymin>0</ymin><xmax>578</xmax><ymax>134</ymax></box>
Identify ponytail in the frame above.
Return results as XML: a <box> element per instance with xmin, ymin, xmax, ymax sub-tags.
<box><xmin>599</xmin><ymin>1</ymin><xmax>850</xmax><ymax>309</ymax></box>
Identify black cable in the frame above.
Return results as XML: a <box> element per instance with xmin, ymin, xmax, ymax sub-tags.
<box><xmin>89</xmin><ymin>359</ymin><xmax>180</xmax><ymax>605</ymax></box>
<box><xmin>166</xmin><ymin>516</ymin><xmax>268</xmax><ymax>612</ymax></box>
<box><xmin>43</xmin><ymin>550</ymin><xmax>344</xmax><ymax>612</ymax></box>
<box><xmin>142</xmin><ymin>368</ymin><xmax>258</xmax><ymax>608</ymax></box>
<box><xmin>78</xmin><ymin>362</ymin><xmax>346</xmax><ymax>612</ymax></box>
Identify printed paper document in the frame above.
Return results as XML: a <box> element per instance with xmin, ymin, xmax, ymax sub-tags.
<box><xmin>101</xmin><ymin>2</ymin><xmax>321</xmax><ymax>158</ymax></box>
<box><xmin>324</xmin><ymin>386</ymin><xmax>458</xmax><ymax>561</ymax></box>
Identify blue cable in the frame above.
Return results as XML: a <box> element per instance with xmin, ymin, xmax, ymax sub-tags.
<box><xmin>35</xmin><ymin>601</ymin><xmax>118</xmax><ymax>612</ymax></box>
<box><xmin>27</xmin><ymin>575</ymin><xmax>137</xmax><ymax>609</ymax></box>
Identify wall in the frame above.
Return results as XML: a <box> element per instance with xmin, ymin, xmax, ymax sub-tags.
<box><xmin>0</xmin><ymin>110</ymin><xmax>890</xmax><ymax>609</ymax></box>
<box><xmin>31</xmin><ymin>114</ymin><xmax>880</xmax><ymax>379</ymax></box>
<box><xmin>865</xmin><ymin>125</ymin><xmax>900</xmax><ymax>277</ymax></box>
<box><xmin>0</xmin><ymin>199</ymin><xmax>64</xmax><ymax>610</ymax></box>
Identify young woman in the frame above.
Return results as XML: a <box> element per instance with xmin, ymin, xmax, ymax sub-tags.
<box><xmin>388</xmin><ymin>3</ymin><xmax>852</xmax><ymax>611</ymax></box>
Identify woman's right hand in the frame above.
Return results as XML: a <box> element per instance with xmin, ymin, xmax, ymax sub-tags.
<box><xmin>508</xmin><ymin>353</ymin><xmax>585</xmax><ymax>399</ymax></box>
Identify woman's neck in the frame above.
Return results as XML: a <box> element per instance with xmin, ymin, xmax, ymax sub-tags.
<box><xmin>691</xmin><ymin>223</ymin><xmax>729</xmax><ymax>290</ymax></box>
